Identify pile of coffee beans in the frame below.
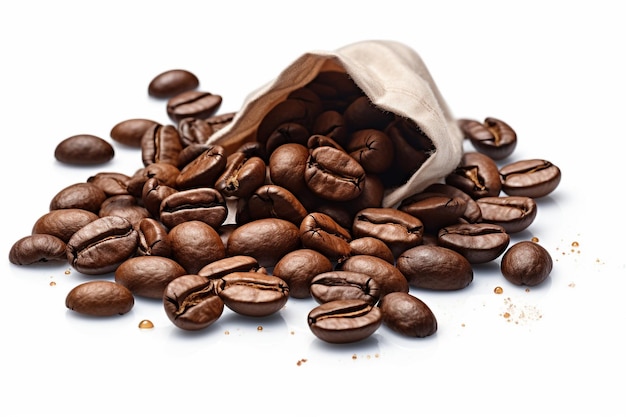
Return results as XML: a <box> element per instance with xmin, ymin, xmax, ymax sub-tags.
<box><xmin>9</xmin><ymin>66</ymin><xmax>560</xmax><ymax>344</ymax></box>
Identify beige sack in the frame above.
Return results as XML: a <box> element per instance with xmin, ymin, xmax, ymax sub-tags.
<box><xmin>207</xmin><ymin>39</ymin><xmax>463</xmax><ymax>207</ymax></box>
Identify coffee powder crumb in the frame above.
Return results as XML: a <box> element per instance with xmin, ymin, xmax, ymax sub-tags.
<box><xmin>257</xmin><ymin>325</ymin><xmax>263</xmax><ymax>332</ymax></box>
<box><xmin>138</xmin><ymin>319</ymin><xmax>154</xmax><ymax>329</ymax></box>
<box><xmin>224</xmin><ymin>330</ymin><xmax>230</xmax><ymax>335</ymax></box>
<box><xmin>531</xmin><ymin>236</ymin><xmax>539</xmax><ymax>242</ymax></box>
<box><xmin>49</xmin><ymin>281</ymin><xmax>56</xmax><ymax>286</ymax></box>
<box><xmin>494</xmin><ymin>286</ymin><xmax>503</xmax><ymax>294</ymax></box>
<box><xmin>352</xmin><ymin>354</ymin><xmax>358</xmax><ymax>360</ymax></box>
<box><xmin>290</xmin><ymin>330</ymin><xmax>295</xmax><ymax>335</ymax></box>
<box><xmin>64</xmin><ymin>269</ymin><xmax>71</xmax><ymax>275</ymax></box>
<box><xmin>568</xmin><ymin>282</ymin><xmax>576</xmax><ymax>288</ymax></box>
<box><xmin>501</xmin><ymin>297</ymin><xmax>542</xmax><ymax>324</ymax></box>
<box><xmin>297</xmin><ymin>358</ymin><xmax>308</xmax><ymax>366</ymax></box>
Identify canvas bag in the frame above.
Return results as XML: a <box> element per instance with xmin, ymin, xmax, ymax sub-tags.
<box><xmin>207</xmin><ymin>39</ymin><xmax>464</xmax><ymax>208</ymax></box>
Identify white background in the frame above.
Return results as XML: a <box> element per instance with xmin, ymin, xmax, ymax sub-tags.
<box><xmin>1</xmin><ymin>1</ymin><xmax>624</xmax><ymax>416</ymax></box>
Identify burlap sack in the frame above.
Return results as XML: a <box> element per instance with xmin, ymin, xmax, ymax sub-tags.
<box><xmin>207</xmin><ymin>39</ymin><xmax>463</xmax><ymax>207</ymax></box>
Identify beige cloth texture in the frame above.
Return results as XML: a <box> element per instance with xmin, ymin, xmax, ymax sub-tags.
<box><xmin>207</xmin><ymin>39</ymin><xmax>463</xmax><ymax>207</ymax></box>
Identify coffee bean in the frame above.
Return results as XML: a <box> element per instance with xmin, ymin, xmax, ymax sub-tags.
<box><xmin>99</xmin><ymin>194</ymin><xmax>151</xmax><ymax>228</ymax></box>
<box><xmin>198</xmin><ymin>255</ymin><xmax>264</xmax><ymax>280</ymax></box>
<box><xmin>246</xmin><ymin>184</ymin><xmax>308</xmax><ymax>225</ymax></box>
<box><xmin>378</xmin><ymin>292</ymin><xmax>437</xmax><ymax>338</ymax></box>
<box><xmin>346</xmin><ymin>129</ymin><xmax>394</xmax><ymax>174</ymax></box>
<box><xmin>398</xmin><ymin>191</ymin><xmax>467</xmax><ymax>234</ymax></box>
<box><xmin>126</xmin><ymin>162</ymin><xmax>180</xmax><ymax>198</ymax></box>
<box><xmin>9</xmin><ymin>234</ymin><xmax>67</xmax><ymax>265</ymax></box>
<box><xmin>500</xmin><ymin>159</ymin><xmax>561</xmax><ymax>198</ymax></box>
<box><xmin>50</xmin><ymin>182</ymin><xmax>107</xmax><ymax>213</ymax></box>
<box><xmin>459</xmin><ymin>117</ymin><xmax>517</xmax><ymax>160</ymax></box>
<box><xmin>87</xmin><ymin>172</ymin><xmax>131</xmax><ymax>196</ymax></box>
<box><xmin>272</xmin><ymin>249</ymin><xmax>333</xmax><ymax>299</ymax></box>
<box><xmin>338</xmin><ymin>254</ymin><xmax>409</xmax><ymax>297</ymax></box>
<box><xmin>136</xmin><ymin>217</ymin><xmax>172</xmax><ymax>257</ymax></box>
<box><xmin>160</xmin><ymin>187</ymin><xmax>227</xmax><ymax>230</ymax></box>
<box><xmin>396</xmin><ymin>245</ymin><xmax>473</xmax><ymax>290</ymax></box>
<box><xmin>148</xmin><ymin>69</ymin><xmax>200</xmax><ymax>98</ymax></box>
<box><xmin>500</xmin><ymin>241</ymin><xmax>553</xmax><ymax>286</ymax></box>
<box><xmin>348</xmin><ymin>237</ymin><xmax>395</xmax><ymax>264</ymax></box>
<box><xmin>299</xmin><ymin>212</ymin><xmax>351</xmax><ymax>261</ymax></box>
<box><xmin>55</xmin><ymin>134</ymin><xmax>114</xmax><ymax>165</ymax></box>
<box><xmin>110</xmin><ymin>118</ymin><xmax>160</xmax><ymax>147</ymax></box>
<box><xmin>168</xmin><ymin>220</ymin><xmax>226</xmax><ymax>275</ymax></box>
<box><xmin>446</xmin><ymin>151</ymin><xmax>502</xmax><ymax>199</ymax></box>
<box><xmin>308</xmin><ymin>299</ymin><xmax>383</xmax><ymax>344</ymax></box>
<box><xmin>352</xmin><ymin>207</ymin><xmax>423</xmax><ymax>258</ymax></box>
<box><xmin>141</xmin><ymin>124</ymin><xmax>183</xmax><ymax>167</ymax></box>
<box><xmin>166</xmin><ymin>90</ymin><xmax>222</xmax><ymax>123</ymax></box>
<box><xmin>475</xmin><ymin>196</ymin><xmax>537</xmax><ymax>233</ymax></box>
<box><xmin>424</xmin><ymin>182</ymin><xmax>483</xmax><ymax>223</ymax></box>
<box><xmin>175</xmin><ymin>145</ymin><xmax>227</xmax><ymax>190</ymax></box>
<box><xmin>177</xmin><ymin>117</ymin><xmax>214</xmax><ymax>147</ymax></box>
<box><xmin>32</xmin><ymin>209</ymin><xmax>99</xmax><ymax>243</ymax></box>
<box><xmin>163</xmin><ymin>274</ymin><xmax>224</xmax><ymax>331</ymax></box>
<box><xmin>214</xmin><ymin>152</ymin><xmax>266</xmax><ymax>199</ymax></box>
<box><xmin>437</xmin><ymin>223</ymin><xmax>510</xmax><ymax>264</ymax></box>
<box><xmin>218</xmin><ymin>271</ymin><xmax>289</xmax><ymax>317</ymax></box>
<box><xmin>115</xmin><ymin>256</ymin><xmax>186</xmax><ymax>299</ymax></box>
<box><xmin>310</xmin><ymin>270</ymin><xmax>381</xmax><ymax>306</ymax></box>
<box><xmin>66</xmin><ymin>281</ymin><xmax>134</xmax><ymax>316</ymax></box>
<box><xmin>305</xmin><ymin>146</ymin><xmax>366</xmax><ymax>202</ymax></box>
<box><xmin>66</xmin><ymin>216</ymin><xmax>138</xmax><ymax>275</ymax></box>
<box><xmin>226</xmin><ymin>218</ymin><xmax>301</xmax><ymax>267</ymax></box>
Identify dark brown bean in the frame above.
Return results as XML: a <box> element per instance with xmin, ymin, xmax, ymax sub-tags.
<box><xmin>66</xmin><ymin>281</ymin><xmax>134</xmax><ymax>317</ymax></box>
<box><xmin>500</xmin><ymin>159</ymin><xmax>561</xmax><ymax>198</ymax></box>
<box><xmin>437</xmin><ymin>223</ymin><xmax>510</xmax><ymax>264</ymax></box>
<box><xmin>9</xmin><ymin>234</ymin><xmax>67</xmax><ymax>265</ymax></box>
<box><xmin>396</xmin><ymin>245</ymin><xmax>474</xmax><ymax>290</ymax></box>
<box><xmin>115</xmin><ymin>256</ymin><xmax>186</xmax><ymax>299</ymax></box>
<box><xmin>54</xmin><ymin>134</ymin><xmax>114</xmax><ymax>165</ymax></box>
<box><xmin>148</xmin><ymin>69</ymin><xmax>200</xmax><ymax>98</ymax></box>
<box><xmin>446</xmin><ymin>151</ymin><xmax>502</xmax><ymax>199</ymax></box>
<box><xmin>50</xmin><ymin>182</ymin><xmax>107</xmax><ymax>213</ymax></box>
<box><xmin>141</xmin><ymin>124</ymin><xmax>183</xmax><ymax>167</ymax></box>
<box><xmin>32</xmin><ymin>209</ymin><xmax>99</xmax><ymax>243</ymax></box>
<box><xmin>218</xmin><ymin>271</ymin><xmax>289</xmax><ymax>317</ymax></box>
<box><xmin>378</xmin><ymin>292</ymin><xmax>437</xmax><ymax>338</ymax></box>
<box><xmin>166</xmin><ymin>90</ymin><xmax>222</xmax><ymax>123</ymax></box>
<box><xmin>110</xmin><ymin>118</ymin><xmax>160</xmax><ymax>147</ymax></box>
<box><xmin>175</xmin><ymin>145</ymin><xmax>227</xmax><ymax>190</ymax></box>
<box><xmin>214</xmin><ymin>152</ymin><xmax>266</xmax><ymax>199</ymax></box>
<box><xmin>197</xmin><ymin>255</ymin><xmax>264</xmax><ymax>280</ymax></box>
<box><xmin>459</xmin><ymin>117</ymin><xmax>517</xmax><ymax>160</ymax></box>
<box><xmin>299</xmin><ymin>212</ymin><xmax>351</xmax><ymax>261</ymax></box>
<box><xmin>168</xmin><ymin>220</ymin><xmax>226</xmax><ymax>275</ymax></box>
<box><xmin>308</xmin><ymin>299</ymin><xmax>383</xmax><ymax>344</ymax></box>
<box><xmin>475</xmin><ymin>196</ymin><xmax>537</xmax><ymax>233</ymax></box>
<box><xmin>338</xmin><ymin>254</ymin><xmax>409</xmax><ymax>297</ymax></box>
<box><xmin>305</xmin><ymin>146</ymin><xmax>366</xmax><ymax>202</ymax></box>
<box><xmin>310</xmin><ymin>270</ymin><xmax>381</xmax><ymax>306</ymax></box>
<box><xmin>163</xmin><ymin>274</ymin><xmax>224</xmax><ymax>331</ymax></box>
<box><xmin>272</xmin><ymin>249</ymin><xmax>333</xmax><ymax>299</ymax></box>
<box><xmin>87</xmin><ymin>172</ymin><xmax>131</xmax><ymax>196</ymax></box>
<box><xmin>136</xmin><ymin>218</ymin><xmax>172</xmax><ymax>257</ymax></box>
<box><xmin>160</xmin><ymin>187</ymin><xmax>227</xmax><ymax>230</ymax></box>
<box><xmin>500</xmin><ymin>241</ymin><xmax>553</xmax><ymax>286</ymax></box>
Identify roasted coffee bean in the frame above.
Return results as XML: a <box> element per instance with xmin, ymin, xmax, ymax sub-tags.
<box><xmin>307</xmin><ymin>134</ymin><xmax>344</xmax><ymax>150</ymax></box>
<box><xmin>398</xmin><ymin>192</ymin><xmax>467</xmax><ymax>234</ymax></box>
<box><xmin>141</xmin><ymin>124</ymin><xmax>183</xmax><ymax>167</ymax></box>
<box><xmin>218</xmin><ymin>271</ymin><xmax>289</xmax><ymax>317</ymax></box>
<box><xmin>446</xmin><ymin>151</ymin><xmax>502</xmax><ymax>199</ymax></box>
<box><xmin>424</xmin><ymin>182</ymin><xmax>483</xmax><ymax>223</ymax></box>
<box><xmin>383</xmin><ymin>118</ymin><xmax>434</xmax><ymax>186</ymax></box>
<box><xmin>345</xmin><ymin>174</ymin><xmax>385</xmax><ymax>215</ymax></box>
<box><xmin>148</xmin><ymin>69</ymin><xmax>200</xmax><ymax>98</ymax></box>
<box><xmin>299</xmin><ymin>212</ymin><xmax>351</xmax><ymax>261</ymax></box>
<box><xmin>110</xmin><ymin>118</ymin><xmax>160</xmax><ymax>148</ymax></box>
<box><xmin>99</xmin><ymin>194</ymin><xmax>151</xmax><ymax>228</ymax></box>
<box><xmin>168</xmin><ymin>220</ymin><xmax>226</xmax><ymax>274</ymax></box>
<box><xmin>346</xmin><ymin>129</ymin><xmax>394</xmax><ymax>174</ymax></box>
<box><xmin>378</xmin><ymin>292</ymin><xmax>437</xmax><ymax>338</ymax></box>
<box><xmin>126</xmin><ymin>162</ymin><xmax>180</xmax><ymax>198</ymax></box>
<box><xmin>438</xmin><ymin>223</ymin><xmax>510</xmax><ymax>264</ymax></box>
<box><xmin>198</xmin><ymin>255</ymin><xmax>263</xmax><ymax>280</ymax></box>
<box><xmin>310</xmin><ymin>271</ymin><xmax>381</xmax><ymax>306</ymax></box>
<box><xmin>141</xmin><ymin>177</ymin><xmax>177</xmax><ymax>220</ymax></box>
<box><xmin>352</xmin><ymin>207</ymin><xmax>423</xmax><ymax>258</ymax></box>
<box><xmin>349</xmin><ymin>237</ymin><xmax>395</xmax><ymax>264</ymax></box>
<box><xmin>272</xmin><ymin>249</ymin><xmax>333</xmax><ymax>299</ymax></box>
<box><xmin>268</xmin><ymin>143</ymin><xmax>310</xmax><ymax>195</ymax></box>
<box><xmin>66</xmin><ymin>216</ymin><xmax>139</xmax><ymax>275</ymax></box>
<box><xmin>306</xmin><ymin>71</ymin><xmax>362</xmax><ymax>112</ymax></box>
<box><xmin>166</xmin><ymin>90</ymin><xmax>222</xmax><ymax>123</ymax></box>
<box><xmin>32</xmin><ymin>209</ymin><xmax>99</xmax><ymax>243</ymax></box>
<box><xmin>343</xmin><ymin>96</ymin><xmax>394</xmax><ymax>131</ymax></box>
<box><xmin>50</xmin><ymin>182</ymin><xmax>107</xmax><ymax>213</ymax></box>
<box><xmin>246</xmin><ymin>184</ymin><xmax>308</xmax><ymax>225</ymax></box>
<box><xmin>163</xmin><ymin>274</ymin><xmax>224</xmax><ymax>331</ymax></box>
<box><xmin>160</xmin><ymin>187</ymin><xmax>227</xmax><ymax>230</ymax></box>
<box><xmin>54</xmin><ymin>134</ymin><xmax>114</xmax><ymax>165</ymax></box>
<box><xmin>500</xmin><ymin>241</ymin><xmax>553</xmax><ymax>286</ymax></box>
<box><xmin>177</xmin><ymin>143</ymin><xmax>212</xmax><ymax>169</ymax></box>
<box><xmin>500</xmin><ymin>159</ymin><xmax>561</xmax><ymax>198</ymax></box>
<box><xmin>178</xmin><ymin>117</ymin><xmax>213</xmax><ymax>147</ymax></box>
<box><xmin>66</xmin><ymin>281</ymin><xmax>134</xmax><ymax>317</ymax></box>
<box><xmin>305</xmin><ymin>146</ymin><xmax>365</xmax><ymax>202</ymax></box>
<box><xmin>475</xmin><ymin>196</ymin><xmax>537</xmax><ymax>233</ymax></box>
<box><xmin>265</xmin><ymin>122</ymin><xmax>310</xmax><ymax>155</ymax></box>
<box><xmin>9</xmin><ymin>234</ymin><xmax>67</xmax><ymax>265</ymax></box>
<box><xmin>311</xmin><ymin>110</ymin><xmax>348</xmax><ymax>145</ymax></box>
<box><xmin>136</xmin><ymin>218</ymin><xmax>171</xmax><ymax>257</ymax></box>
<box><xmin>226</xmin><ymin>218</ymin><xmax>301</xmax><ymax>267</ymax></box>
<box><xmin>308</xmin><ymin>299</ymin><xmax>382</xmax><ymax>344</ymax></box>
<box><xmin>338</xmin><ymin>254</ymin><xmax>409</xmax><ymax>297</ymax></box>
<box><xmin>214</xmin><ymin>152</ymin><xmax>266</xmax><ymax>199</ymax></box>
<box><xmin>175</xmin><ymin>145</ymin><xmax>227</xmax><ymax>190</ymax></box>
<box><xmin>396</xmin><ymin>245</ymin><xmax>473</xmax><ymax>290</ymax></box>
<box><xmin>87</xmin><ymin>172</ymin><xmax>131</xmax><ymax>196</ymax></box>
<box><xmin>459</xmin><ymin>117</ymin><xmax>517</xmax><ymax>160</ymax></box>
<box><xmin>115</xmin><ymin>256</ymin><xmax>186</xmax><ymax>299</ymax></box>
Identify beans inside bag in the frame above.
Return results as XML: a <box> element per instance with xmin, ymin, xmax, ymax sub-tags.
<box><xmin>207</xmin><ymin>39</ymin><xmax>463</xmax><ymax>207</ymax></box>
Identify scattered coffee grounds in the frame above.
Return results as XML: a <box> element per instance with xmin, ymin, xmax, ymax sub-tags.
<box><xmin>9</xmin><ymin>48</ymin><xmax>561</xmax><ymax>344</ymax></box>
